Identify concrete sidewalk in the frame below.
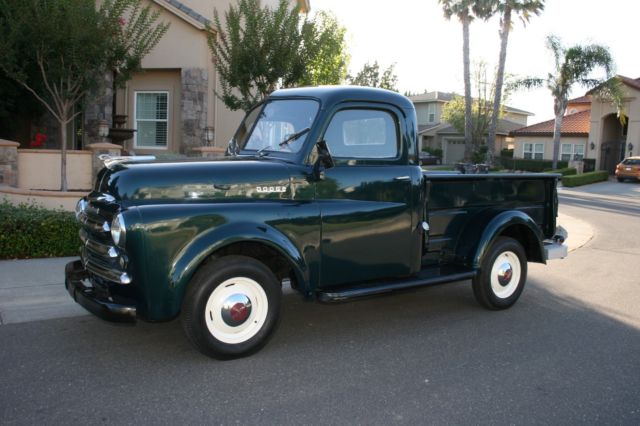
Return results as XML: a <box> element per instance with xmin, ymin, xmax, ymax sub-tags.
<box><xmin>0</xmin><ymin>257</ymin><xmax>86</xmax><ymax>325</ymax></box>
<box><xmin>0</xmin><ymin>212</ymin><xmax>594</xmax><ymax>325</ymax></box>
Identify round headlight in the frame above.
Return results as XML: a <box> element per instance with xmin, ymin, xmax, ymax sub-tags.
<box><xmin>75</xmin><ymin>198</ymin><xmax>87</xmax><ymax>220</ymax></box>
<box><xmin>111</xmin><ymin>213</ymin><xmax>126</xmax><ymax>247</ymax></box>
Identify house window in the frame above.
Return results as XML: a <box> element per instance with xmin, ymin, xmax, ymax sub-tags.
<box><xmin>523</xmin><ymin>143</ymin><xmax>544</xmax><ymax>160</ymax></box>
<box><xmin>427</xmin><ymin>103</ymin><xmax>436</xmax><ymax>123</ymax></box>
<box><xmin>135</xmin><ymin>91</ymin><xmax>169</xmax><ymax>149</ymax></box>
<box><xmin>561</xmin><ymin>143</ymin><xmax>585</xmax><ymax>161</ymax></box>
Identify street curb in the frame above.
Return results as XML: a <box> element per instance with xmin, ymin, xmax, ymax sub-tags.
<box><xmin>557</xmin><ymin>213</ymin><xmax>594</xmax><ymax>252</ymax></box>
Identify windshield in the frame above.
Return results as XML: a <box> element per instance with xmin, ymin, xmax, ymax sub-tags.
<box><xmin>237</xmin><ymin>99</ymin><xmax>319</xmax><ymax>154</ymax></box>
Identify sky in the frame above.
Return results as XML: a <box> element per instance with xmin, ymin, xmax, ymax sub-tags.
<box><xmin>312</xmin><ymin>0</ymin><xmax>640</xmax><ymax>124</ymax></box>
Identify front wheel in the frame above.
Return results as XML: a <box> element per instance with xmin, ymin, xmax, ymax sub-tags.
<box><xmin>181</xmin><ymin>255</ymin><xmax>282</xmax><ymax>359</ymax></box>
<box><xmin>472</xmin><ymin>237</ymin><xmax>527</xmax><ymax>310</ymax></box>
<box><xmin>617</xmin><ymin>177</ymin><xmax>625</xmax><ymax>182</ymax></box>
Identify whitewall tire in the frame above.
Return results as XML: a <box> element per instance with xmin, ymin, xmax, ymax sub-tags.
<box><xmin>182</xmin><ymin>255</ymin><xmax>282</xmax><ymax>359</ymax></box>
<box><xmin>473</xmin><ymin>237</ymin><xmax>527</xmax><ymax>310</ymax></box>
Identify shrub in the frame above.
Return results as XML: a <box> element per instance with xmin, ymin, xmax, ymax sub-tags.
<box><xmin>501</xmin><ymin>148</ymin><xmax>514</xmax><ymax>158</ymax></box>
<box><xmin>499</xmin><ymin>157</ymin><xmax>569</xmax><ymax>172</ymax></box>
<box><xmin>0</xmin><ymin>201</ymin><xmax>80</xmax><ymax>259</ymax></box>
<box><xmin>472</xmin><ymin>146</ymin><xmax>488</xmax><ymax>164</ymax></box>
<box><xmin>561</xmin><ymin>171</ymin><xmax>609</xmax><ymax>187</ymax></box>
<box><xmin>422</xmin><ymin>147</ymin><xmax>443</xmax><ymax>158</ymax></box>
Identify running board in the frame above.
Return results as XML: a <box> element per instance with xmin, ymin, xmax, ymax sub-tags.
<box><xmin>317</xmin><ymin>267</ymin><xmax>477</xmax><ymax>302</ymax></box>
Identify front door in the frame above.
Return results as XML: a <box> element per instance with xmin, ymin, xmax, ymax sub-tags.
<box><xmin>315</xmin><ymin>105</ymin><xmax>416</xmax><ymax>288</ymax></box>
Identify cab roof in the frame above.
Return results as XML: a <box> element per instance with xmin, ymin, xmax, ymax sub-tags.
<box><xmin>269</xmin><ymin>86</ymin><xmax>414</xmax><ymax>111</ymax></box>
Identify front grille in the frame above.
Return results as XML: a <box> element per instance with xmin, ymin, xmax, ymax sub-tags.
<box><xmin>78</xmin><ymin>193</ymin><xmax>129</xmax><ymax>284</ymax></box>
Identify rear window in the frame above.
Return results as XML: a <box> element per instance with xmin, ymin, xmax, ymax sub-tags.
<box><xmin>622</xmin><ymin>159</ymin><xmax>640</xmax><ymax>165</ymax></box>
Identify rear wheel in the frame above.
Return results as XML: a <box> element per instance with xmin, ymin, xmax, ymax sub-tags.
<box><xmin>473</xmin><ymin>237</ymin><xmax>527</xmax><ymax>310</ymax></box>
<box><xmin>182</xmin><ymin>255</ymin><xmax>282</xmax><ymax>359</ymax></box>
<box><xmin>617</xmin><ymin>177</ymin><xmax>625</xmax><ymax>182</ymax></box>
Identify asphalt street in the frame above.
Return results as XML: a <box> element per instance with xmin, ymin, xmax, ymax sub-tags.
<box><xmin>1</xmin><ymin>181</ymin><xmax>639</xmax><ymax>425</ymax></box>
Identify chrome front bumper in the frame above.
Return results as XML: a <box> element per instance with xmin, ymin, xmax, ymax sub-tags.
<box><xmin>65</xmin><ymin>260</ymin><xmax>136</xmax><ymax>323</ymax></box>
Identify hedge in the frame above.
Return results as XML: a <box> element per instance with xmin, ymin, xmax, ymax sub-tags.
<box><xmin>561</xmin><ymin>171</ymin><xmax>609</xmax><ymax>187</ymax></box>
<box><xmin>543</xmin><ymin>167</ymin><xmax>577</xmax><ymax>177</ymax></box>
<box><xmin>498</xmin><ymin>157</ymin><xmax>569</xmax><ymax>172</ymax></box>
<box><xmin>0</xmin><ymin>201</ymin><xmax>80</xmax><ymax>259</ymax></box>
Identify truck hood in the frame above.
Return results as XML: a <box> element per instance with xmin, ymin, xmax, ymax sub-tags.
<box><xmin>98</xmin><ymin>159</ymin><xmax>295</xmax><ymax>205</ymax></box>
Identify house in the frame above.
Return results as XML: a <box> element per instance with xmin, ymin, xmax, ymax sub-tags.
<box><xmin>84</xmin><ymin>0</ymin><xmax>310</xmax><ymax>155</ymax></box>
<box><xmin>510</xmin><ymin>98</ymin><xmax>590</xmax><ymax>164</ymax></box>
<box><xmin>1</xmin><ymin>0</ymin><xmax>310</xmax><ymax>154</ymax></box>
<box><xmin>510</xmin><ymin>75</ymin><xmax>640</xmax><ymax>173</ymax></box>
<box><xmin>408</xmin><ymin>91</ymin><xmax>532</xmax><ymax>164</ymax></box>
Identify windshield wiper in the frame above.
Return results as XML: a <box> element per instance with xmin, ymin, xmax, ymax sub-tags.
<box><xmin>279</xmin><ymin>127</ymin><xmax>311</xmax><ymax>147</ymax></box>
<box><xmin>255</xmin><ymin>127</ymin><xmax>311</xmax><ymax>157</ymax></box>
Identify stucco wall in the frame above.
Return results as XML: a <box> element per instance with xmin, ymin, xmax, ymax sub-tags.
<box><xmin>18</xmin><ymin>150</ymin><xmax>93</xmax><ymax>191</ymax></box>
<box><xmin>122</xmin><ymin>70</ymin><xmax>183</xmax><ymax>153</ymax></box>
<box><xmin>513</xmin><ymin>136</ymin><xmax>588</xmax><ymax>161</ymax></box>
<box><xmin>0</xmin><ymin>187</ymin><xmax>83</xmax><ymax>211</ymax></box>
<box><xmin>120</xmin><ymin>0</ymin><xmax>304</xmax><ymax>152</ymax></box>
<box><xmin>503</xmin><ymin>111</ymin><xmax>528</xmax><ymax>126</ymax></box>
<box><xmin>589</xmin><ymin>85</ymin><xmax>640</xmax><ymax>168</ymax></box>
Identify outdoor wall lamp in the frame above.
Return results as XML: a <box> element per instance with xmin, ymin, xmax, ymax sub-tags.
<box><xmin>98</xmin><ymin>119</ymin><xmax>109</xmax><ymax>138</ymax></box>
<box><xmin>204</xmin><ymin>126</ymin><xmax>215</xmax><ymax>146</ymax></box>
<box><xmin>628</xmin><ymin>143</ymin><xmax>634</xmax><ymax>151</ymax></box>
<box><xmin>590</xmin><ymin>142</ymin><xmax>595</xmax><ymax>150</ymax></box>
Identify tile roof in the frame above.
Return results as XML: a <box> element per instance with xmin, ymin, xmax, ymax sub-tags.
<box><xmin>409</xmin><ymin>92</ymin><xmax>532</xmax><ymax>115</ymax></box>
<box><xmin>510</xmin><ymin>110</ymin><xmax>591</xmax><ymax>137</ymax></box>
<box><xmin>619</xmin><ymin>75</ymin><xmax>640</xmax><ymax>91</ymax></box>
<box><xmin>568</xmin><ymin>95</ymin><xmax>591</xmax><ymax>104</ymax></box>
<box><xmin>419</xmin><ymin>119</ymin><xmax>523</xmax><ymax>136</ymax></box>
<box><xmin>164</xmin><ymin>0</ymin><xmax>210</xmax><ymax>26</ymax></box>
<box><xmin>408</xmin><ymin>91</ymin><xmax>455</xmax><ymax>103</ymax></box>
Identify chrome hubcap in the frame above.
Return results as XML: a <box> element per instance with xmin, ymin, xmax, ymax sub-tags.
<box><xmin>205</xmin><ymin>277</ymin><xmax>269</xmax><ymax>344</ymax></box>
<box><xmin>221</xmin><ymin>294</ymin><xmax>252</xmax><ymax>326</ymax></box>
<box><xmin>497</xmin><ymin>262</ymin><xmax>513</xmax><ymax>286</ymax></box>
<box><xmin>490</xmin><ymin>251</ymin><xmax>521</xmax><ymax>299</ymax></box>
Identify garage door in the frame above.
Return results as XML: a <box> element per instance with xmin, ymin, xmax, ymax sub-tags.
<box><xmin>445</xmin><ymin>139</ymin><xmax>465</xmax><ymax>164</ymax></box>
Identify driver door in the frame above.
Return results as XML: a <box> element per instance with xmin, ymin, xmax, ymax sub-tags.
<box><xmin>315</xmin><ymin>104</ymin><xmax>415</xmax><ymax>288</ymax></box>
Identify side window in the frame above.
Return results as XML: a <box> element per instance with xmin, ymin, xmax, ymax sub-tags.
<box><xmin>324</xmin><ymin>109</ymin><xmax>398</xmax><ymax>159</ymax></box>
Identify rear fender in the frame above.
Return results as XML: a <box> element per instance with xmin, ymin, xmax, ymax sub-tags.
<box><xmin>470</xmin><ymin>210</ymin><xmax>545</xmax><ymax>269</ymax></box>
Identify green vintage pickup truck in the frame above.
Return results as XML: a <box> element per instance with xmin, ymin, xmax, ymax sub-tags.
<box><xmin>66</xmin><ymin>86</ymin><xmax>567</xmax><ymax>359</ymax></box>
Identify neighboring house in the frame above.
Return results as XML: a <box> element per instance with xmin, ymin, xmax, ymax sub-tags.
<box><xmin>510</xmin><ymin>75</ymin><xmax>640</xmax><ymax>172</ymax></box>
<box><xmin>510</xmin><ymin>99</ymin><xmax>590</xmax><ymax>164</ymax></box>
<box><xmin>86</xmin><ymin>0</ymin><xmax>309</xmax><ymax>155</ymax></box>
<box><xmin>409</xmin><ymin>91</ymin><xmax>532</xmax><ymax>164</ymax></box>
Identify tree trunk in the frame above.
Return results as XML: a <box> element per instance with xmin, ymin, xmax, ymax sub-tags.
<box><xmin>487</xmin><ymin>6</ymin><xmax>512</xmax><ymax>167</ymax></box>
<box><xmin>462</xmin><ymin>12</ymin><xmax>473</xmax><ymax>163</ymax></box>
<box><xmin>551</xmin><ymin>98</ymin><xmax>567</xmax><ymax>170</ymax></box>
<box><xmin>59</xmin><ymin>112</ymin><xmax>68</xmax><ymax>192</ymax></box>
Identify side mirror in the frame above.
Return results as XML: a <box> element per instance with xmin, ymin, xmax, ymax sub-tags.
<box><xmin>312</xmin><ymin>140</ymin><xmax>334</xmax><ymax>180</ymax></box>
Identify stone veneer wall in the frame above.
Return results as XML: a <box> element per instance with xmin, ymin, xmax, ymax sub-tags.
<box><xmin>181</xmin><ymin>68</ymin><xmax>208</xmax><ymax>153</ymax></box>
<box><xmin>0</xmin><ymin>140</ymin><xmax>19</xmax><ymax>187</ymax></box>
<box><xmin>83</xmin><ymin>72</ymin><xmax>114</xmax><ymax>147</ymax></box>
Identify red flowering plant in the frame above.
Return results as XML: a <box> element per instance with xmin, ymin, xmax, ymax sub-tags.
<box><xmin>30</xmin><ymin>132</ymin><xmax>48</xmax><ymax>148</ymax></box>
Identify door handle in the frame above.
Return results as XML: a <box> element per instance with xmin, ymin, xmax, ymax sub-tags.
<box><xmin>394</xmin><ymin>176</ymin><xmax>411</xmax><ymax>181</ymax></box>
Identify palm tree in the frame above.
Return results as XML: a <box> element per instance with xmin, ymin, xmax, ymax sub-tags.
<box><xmin>512</xmin><ymin>35</ymin><xmax>619</xmax><ymax>169</ymax></box>
<box><xmin>439</xmin><ymin>0</ymin><xmax>475</xmax><ymax>162</ymax></box>
<box><xmin>484</xmin><ymin>0</ymin><xmax>544</xmax><ymax>167</ymax></box>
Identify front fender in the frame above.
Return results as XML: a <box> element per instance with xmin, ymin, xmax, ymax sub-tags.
<box><xmin>170</xmin><ymin>221</ymin><xmax>308</xmax><ymax>293</ymax></box>
<box><xmin>132</xmin><ymin>202</ymin><xmax>318</xmax><ymax>321</ymax></box>
<box><xmin>467</xmin><ymin>210</ymin><xmax>545</xmax><ymax>269</ymax></box>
